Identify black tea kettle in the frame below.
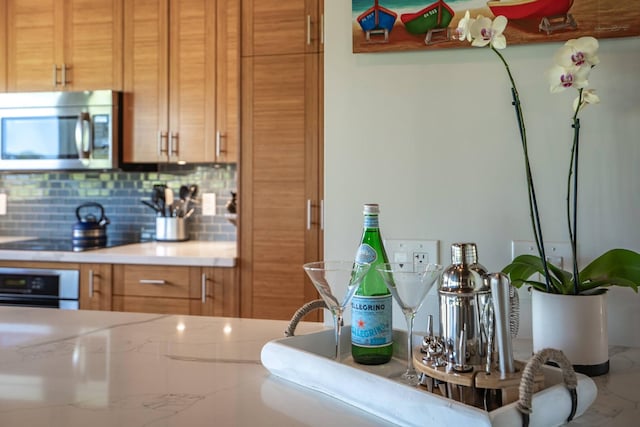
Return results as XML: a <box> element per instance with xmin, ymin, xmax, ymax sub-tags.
<box><xmin>72</xmin><ymin>202</ymin><xmax>110</xmax><ymax>248</ymax></box>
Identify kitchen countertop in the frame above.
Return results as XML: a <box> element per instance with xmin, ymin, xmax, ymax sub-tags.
<box><xmin>0</xmin><ymin>239</ymin><xmax>236</xmax><ymax>267</ymax></box>
<box><xmin>0</xmin><ymin>307</ymin><xmax>638</xmax><ymax>426</ymax></box>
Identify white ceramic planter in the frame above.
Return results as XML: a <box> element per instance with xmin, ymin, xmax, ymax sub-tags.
<box><xmin>531</xmin><ymin>289</ymin><xmax>609</xmax><ymax>376</ymax></box>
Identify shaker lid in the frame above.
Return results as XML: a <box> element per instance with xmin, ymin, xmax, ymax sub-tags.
<box><xmin>451</xmin><ymin>242</ymin><xmax>478</xmax><ymax>265</ymax></box>
<box><xmin>363</xmin><ymin>204</ymin><xmax>380</xmax><ymax>214</ymax></box>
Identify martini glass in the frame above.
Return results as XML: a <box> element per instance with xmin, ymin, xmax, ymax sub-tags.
<box><xmin>303</xmin><ymin>261</ymin><xmax>370</xmax><ymax>361</ymax></box>
<box><xmin>376</xmin><ymin>262</ymin><xmax>444</xmax><ymax>385</ymax></box>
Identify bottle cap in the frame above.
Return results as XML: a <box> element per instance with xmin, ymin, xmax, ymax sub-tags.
<box><xmin>363</xmin><ymin>204</ymin><xmax>379</xmax><ymax>215</ymax></box>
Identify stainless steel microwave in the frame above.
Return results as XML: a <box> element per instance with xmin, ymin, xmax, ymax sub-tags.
<box><xmin>0</xmin><ymin>90</ymin><xmax>121</xmax><ymax>171</ymax></box>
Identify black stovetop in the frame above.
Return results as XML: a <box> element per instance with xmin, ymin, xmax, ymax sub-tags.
<box><xmin>0</xmin><ymin>238</ymin><xmax>140</xmax><ymax>252</ymax></box>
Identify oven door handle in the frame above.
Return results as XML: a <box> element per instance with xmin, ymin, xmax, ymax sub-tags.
<box><xmin>75</xmin><ymin>112</ymin><xmax>93</xmax><ymax>160</ymax></box>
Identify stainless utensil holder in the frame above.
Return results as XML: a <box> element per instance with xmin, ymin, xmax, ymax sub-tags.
<box><xmin>156</xmin><ymin>217</ymin><xmax>188</xmax><ymax>241</ymax></box>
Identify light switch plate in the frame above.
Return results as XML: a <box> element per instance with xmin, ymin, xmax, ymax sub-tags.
<box><xmin>202</xmin><ymin>193</ymin><xmax>216</xmax><ymax>216</ymax></box>
<box><xmin>384</xmin><ymin>239</ymin><xmax>439</xmax><ymax>268</ymax></box>
<box><xmin>511</xmin><ymin>240</ymin><xmax>573</xmax><ymax>269</ymax></box>
<box><xmin>0</xmin><ymin>194</ymin><xmax>6</xmax><ymax>215</ymax></box>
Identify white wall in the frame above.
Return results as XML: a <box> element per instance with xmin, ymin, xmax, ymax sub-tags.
<box><xmin>324</xmin><ymin>2</ymin><xmax>640</xmax><ymax>345</ymax></box>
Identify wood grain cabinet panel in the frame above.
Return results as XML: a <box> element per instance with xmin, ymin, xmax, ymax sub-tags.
<box><xmin>5</xmin><ymin>0</ymin><xmax>123</xmax><ymax>92</ymax></box>
<box><xmin>0</xmin><ymin>0</ymin><xmax>7</xmax><ymax>91</ymax></box>
<box><xmin>112</xmin><ymin>265</ymin><xmax>199</xmax><ymax>315</ymax></box>
<box><xmin>123</xmin><ymin>0</ymin><xmax>239</xmax><ymax>164</ymax></box>
<box><xmin>240</xmin><ymin>0</ymin><xmax>323</xmax><ymax>321</ymax></box>
<box><xmin>79</xmin><ymin>264</ymin><xmax>113</xmax><ymax>311</ymax></box>
<box><xmin>195</xmin><ymin>266</ymin><xmax>239</xmax><ymax>317</ymax></box>
<box><xmin>112</xmin><ymin>264</ymin><xmax>238</xmax><ymax>316</ymax></box>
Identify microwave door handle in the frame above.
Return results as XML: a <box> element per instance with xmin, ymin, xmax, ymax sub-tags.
<box><xmin>75</xmin><ymin>113</ymin><xmax>92</xmax><ymax>159</ymax></box>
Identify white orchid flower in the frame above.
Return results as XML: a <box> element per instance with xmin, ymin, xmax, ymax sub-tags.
<box><xmin>573</xmin><ymin>89</ymin><xmax>600</xmax><ymax>112</ymax></box>
<box><xmin>454</xmin><ymin>11</ymin><xmax>475</xmax><ymax>42</ymax></box>
<box><xmin>547</xmin><ymin>64</ymin><xmax>590</xmax><ymax>93</ymax></box>
<box><xmin>553</xmin><ymin>37</ymin><xmax>599</xmax><ymax>73</ymax></box>
<box><xmin>470</xmin><ymin>15</ymin><xmax>508</xmax><ymax>49</ymax></box>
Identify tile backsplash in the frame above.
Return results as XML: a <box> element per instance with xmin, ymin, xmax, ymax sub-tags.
<box><xmin>0</xmin><ymin>164</ymin><xmax>237</xmax><ymax>242</ymax></box>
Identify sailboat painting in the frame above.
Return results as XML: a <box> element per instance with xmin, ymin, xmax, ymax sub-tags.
<box><xmin>352</xmin><ymin>0</ymin><xmax>640</xmax><ymax>53</ymax></box>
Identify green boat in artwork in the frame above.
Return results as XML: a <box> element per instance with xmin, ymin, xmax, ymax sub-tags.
<box><xmin>400</xmin><ymin>0</ymin><xmax>455</xmax><ymax>35</ymax></box>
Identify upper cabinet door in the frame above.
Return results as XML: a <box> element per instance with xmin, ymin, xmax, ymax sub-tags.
<box><xmin>5</xmin><ymin>0</ymin><xmax>123</xmax><ymax>92</ymax></box>
<box><xmin>167</xmin><ymin>0</ymin><xmax>216</xmax><ymax>163</ymax></box>
<box><xmin>63</xmin><ymin>0</ymin><xmax>123</xmax><ymax>90</ymax></box>
<box><xmin>123</xmin><ymin>0</ymin><xmax>238</xmax><ymax>164</ymax></box>
<box><xmin>6</xmin><ymin>0</ymin><xmax>59</xmax><ymax>91</ymax></box>
<box><xmin>122</xmin><ymin>0</ymin><xmax>169</xmax><ymax>163</ymax></box>
<box><xmin>242</xmin><ymin>0</ymin><xmax>322</xmax><ymax>57</ymax></box>
<box><xmin>0</xmin><ymin>0</ymin><xmax>7</xmax><ymax>91</ymax></box>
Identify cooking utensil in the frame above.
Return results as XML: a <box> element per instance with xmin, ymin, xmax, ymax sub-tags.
<box><xmin>141</xmin><ymin>200</ymin><xmax>162</xmax><ymax>214</ymax></box>
<box><xmin>165</xmin><ymin>187</ymin><xmax>174</xmax><ymax>216</ymax></box>
<box><xmin>72</xmin><ymin>202</ymin><xmax>110</xmax><ymax>248</ymax></box>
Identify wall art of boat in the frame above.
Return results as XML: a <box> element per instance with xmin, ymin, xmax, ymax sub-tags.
<box><xmin>400</xmin><ymin>0</ymin><xmax>455</xmax><ymax>36</ymax></box>
<box><xmin>486</xmin><ymin>0</ymin><xmax>575</xmax><ymax>21</ymax></box>
<box><xmin>357</xmin><ymin>0</ymin><xmax>398</xmax><ymax>41</ymax></box>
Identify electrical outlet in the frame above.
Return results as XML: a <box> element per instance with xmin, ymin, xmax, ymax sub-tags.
<box><xmin>385</xmin><ymin>239</ymin><xmax>439</xmax><ymax>268</ymax></box>
<box><xmin>202</xmin><ymin>193</ymin><xmax>217</xmax><ymax>216</ymax></box>
<box><xmin>511</xmin><ymin>240</ymin><xmax>573</xmax><ymax>269</ymax></box>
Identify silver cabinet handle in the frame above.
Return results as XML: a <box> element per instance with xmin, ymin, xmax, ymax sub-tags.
<box><xmin>306</xmin><ymin>15</ymin><xmax>311</xmax><ymax>45</ymax></box>
<box><xmin>201</xmin><ymin>273</ymin><xmax>207</xmax><ymax>303</ymax></box>
<box><xmin>320</xmin><ymin>199</ymin><xmax>324</xmax><ymax>230</ymax></box>
<box><xmin>169</xmin><ymin>132</ymin><xmax>179</xmax><ymax>157</ymax></box>
<box><xmin>306</xmin><ymin>199</ymin><xmax>312</xmax><ymax>230</ymax></box>
<box><xmin>61</xmin><ymin>63</ymin><xmax>69</xmax><ymax>87</ymax></box>
<box><xmin>216</xmin><ymin>131</ymin><xmax>227</xmax><ymax>158</ymax></box>
<box><xmin>52</xmin><ymin>64</ymin><xmax>60</xmax><ymax>86</ymax></box>
<box><xmin>139</xmin><ymin>279</ymin><xmax>166</xmax><ymax>285</ymax></box>
<box><xmin>88</xmin><ymin>270</ymin><xmax>95</xmax><ymax>298</ymax></box>
<box><xmin>320</xmin><ymin>14</ymin><xmax>324</xmax><ymax>45</ymax></box>
<box><xmin>158</xmin><ymin>131</ymin><xmax>168</xmax><ymax>156</ymax></box>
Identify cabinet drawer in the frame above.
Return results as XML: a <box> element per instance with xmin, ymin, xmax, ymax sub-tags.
<box><xmin>113</xmin><ymin>265</ymin><xmax>200</xmax><ymax>299</ymax></box>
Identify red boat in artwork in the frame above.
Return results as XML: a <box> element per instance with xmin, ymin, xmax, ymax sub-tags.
<box><xmin>486</xmin><ymin>0</ymin><xmax>574</xmax><ymax>20</ymax></box>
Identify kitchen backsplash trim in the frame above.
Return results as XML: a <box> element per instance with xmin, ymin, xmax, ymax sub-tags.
<box><xmin>0</xmin><ymin>164</ymin><xmax>237</xmax><ymax>243</ymax></box>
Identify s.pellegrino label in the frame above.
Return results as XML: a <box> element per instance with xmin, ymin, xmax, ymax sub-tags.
<box><xmin>351</xmin><ymin>294</ymin><xmax>392</xmax><ymax>347</ymax></box>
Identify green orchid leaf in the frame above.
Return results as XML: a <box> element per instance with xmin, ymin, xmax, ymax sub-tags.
<box><xmin>580</xmin><ymin>249</ymin><xmax>640</xmax><ymax>292</ymax></box>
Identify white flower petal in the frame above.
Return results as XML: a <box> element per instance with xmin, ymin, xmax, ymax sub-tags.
<box><xmin>492</xmin><ymin>34</ymin><xmax>507</xmax><ymax>49</ymax></box>
<box><xmin>492</xmin><ymin>15</ymin><xmax>508</xmax><ymax>34</ymax></box>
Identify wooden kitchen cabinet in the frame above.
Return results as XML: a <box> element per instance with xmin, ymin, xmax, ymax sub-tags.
<box><xmin>240</xmin><ymin>0</ymin><xmax>323</xmax><ymax>320</ymax></box>
<box><xmin>195</xmin><ymin>266</ymin><xmax>239</xmax><ymax>317</ymax></box>
<box><xmin>122</xmin><ymin>0</ymin><xmax>239</xmax><ymax>164</ymax></box>
<box><xmin>79</xmin><ymin>263</ymin><xmax>113</xmax><ymax>311</ymax></box>
<box><xmin>4</xmin><ymin>0</ymin><xmax>123</xmax><ymax>92</ymax></box>
<box><xmin>112</xmin><ymin>264</ymin><xmax>200</xmax><ymax>315</ymax></box>
<box><xmin>112</xmin><ymin>264</ymin><xmax>239</xmax><ymax>316</ymax></box>
<box><xmin>0</xmin><ymin>0</ymin><xmax>6</xmax><ymax>92</ymax></box>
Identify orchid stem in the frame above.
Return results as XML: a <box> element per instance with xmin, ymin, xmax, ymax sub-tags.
<box><xmin>493</xmin><ymin>47</ymin><xmax>552</xmax><ymax>292</ymax></box>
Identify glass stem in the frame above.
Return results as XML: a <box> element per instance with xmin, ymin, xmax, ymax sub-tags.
<box><xmin>334</xmin><ymin>312</ymin><xmax>343</xmax><ymax>361</ymax></box>
<box><xmin>405</xmin><ymin>312</ymin><xmax>415</xmax><ymax>375</ymax></box>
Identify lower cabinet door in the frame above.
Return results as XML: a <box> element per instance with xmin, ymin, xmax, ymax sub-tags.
<box><xmin>80</xmin><ymin>264</ymin><xmax>113</xmax><ymax>311</ymax></box>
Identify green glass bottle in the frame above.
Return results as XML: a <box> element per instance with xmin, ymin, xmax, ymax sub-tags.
<box><xmin>351</xmin><ymin>203</ymin><xmax>393</xmax><ymax>365</ymax></box>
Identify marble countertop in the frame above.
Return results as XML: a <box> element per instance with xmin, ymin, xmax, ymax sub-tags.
<box><xmin>0</xmin><ymin>238</ymin><xmax>236</xmax><ymax>267</ymax></box>
<box><xmin>0</xmin><ymin>307</ymin><xmax>637</xmax><ymax>426</ymax></box>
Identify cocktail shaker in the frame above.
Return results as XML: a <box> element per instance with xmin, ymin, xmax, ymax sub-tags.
<box><xmin>439</xmin><ymin>243</ymin><xmax>489</xmax><ymax>367</ymax></box>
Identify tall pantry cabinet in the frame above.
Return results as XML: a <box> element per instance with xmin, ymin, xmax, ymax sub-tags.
<box><xmin>123</xmin><ymin>0</ymin><xmax>239</xmax><ymax>164</ymax></box>
<box><xmin>4</xmin><ymin>0</ymin><xmax>123</xmax><ymax>92</ymax></box>
<box><xmin>240</xmin><ymin>0</ymin><xmax>324</xmax><ymax>320</ymax></box>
